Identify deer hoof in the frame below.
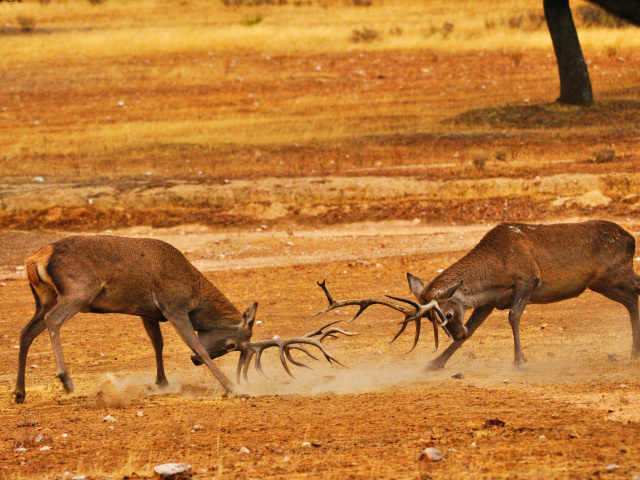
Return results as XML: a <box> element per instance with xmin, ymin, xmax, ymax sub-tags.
<box><xmin>156</xmin><ymin>378</ymin><xmax>169</xmax><ymax>389</ymax></box>
<box><xmin>14</xmin><ymin>390</ymin><xmax>25</xmax><ymax>404</ymax></box>
<box><xmin>425</xmin><ymin>362</ymin><xmax>444</xmax><ymax>371</ymax></box>
<box><xmin>57</xmin><ymin>372</ymin><xmax>74</xmax><ymax>393</ymax></box>
<box><xmin>515</xmin><ymin>363</ymin><xmax>526</xmax><ymax>372</ymax></box>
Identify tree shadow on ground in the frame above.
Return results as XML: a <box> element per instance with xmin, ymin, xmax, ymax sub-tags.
<box><xmin>446</xmin><ymin>99</ymin><xmax>640</xmax><ymax>129</ymax></box>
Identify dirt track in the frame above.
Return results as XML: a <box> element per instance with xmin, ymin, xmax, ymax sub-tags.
<box><xmin>2</xmin><ymin>221</ymin><xmax>640</xmax><ymax>480</ymax></box>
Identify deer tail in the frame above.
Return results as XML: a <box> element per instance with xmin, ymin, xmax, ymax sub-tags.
<box><xmin>25</xmin><ymin>245</ymin><xmax>55</xmax><ymax>288</ymax></box>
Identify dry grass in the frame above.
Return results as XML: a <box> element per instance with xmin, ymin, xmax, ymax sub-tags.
<box><xmin>0</xmin><ymin>0</ymin><xmax>639</xmax><ymax>213</ymax></box>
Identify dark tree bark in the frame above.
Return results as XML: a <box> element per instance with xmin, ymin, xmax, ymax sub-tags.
<box><xmin>588</xmin><ymin>0</ymin><xmax>640</xmax><ymax>24</ymax></box>
<box><xmin>544</xmin><ymin>0</ymin><xmax>594</xmax><ymax>105</ymax></box>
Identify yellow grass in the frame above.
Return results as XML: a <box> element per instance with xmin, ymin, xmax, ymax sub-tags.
<box><xmin>2</xmin><ymin>0</ymin><xmax>639</xmax><ymax>63</ymax></box>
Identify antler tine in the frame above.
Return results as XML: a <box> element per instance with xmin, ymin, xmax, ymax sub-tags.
<box><xmin>405</xmin><ymin>317</ymin><xmax>422</xmax><ymax>354</ymax></box>
<box><xmin>315</xmin><ymin>280</ymin><xmax>414</xmax><ymax>323</ymax></box>
<box><xmin>432</xmin><ymin>317</ymin><xmax>439</xmax><ymax>352</ymax></box>
<box><xmin>284</xmin><ymin>345</ymin><xmax>314</xmax><ymax>369</ymax></box>
<box><xmin>286</xmin><ymin>343</ymin><xmax>318</xmax><ymax>361</ymax></box>
<box><xmin>303</xmin><ymin>319</ymin><xmax>344</xmax><ymax>337</ymax></box>
<box><xmin>278</xmin><ymin>347</ymin><xmax>295</xmax><ymax>378</ymax></box>
<box><xmin>237</xmin><ymin>350</ymin><xmax>254</xmax><ymax>383</ymax></box>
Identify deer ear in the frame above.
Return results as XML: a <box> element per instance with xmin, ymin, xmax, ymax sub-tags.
<box><xmin>406</xmin><ymin>273</ymin><xmax>424</xmax><ymax>300</ymax></box>
<box><xmin>434</xmin><ymin>280</ymin><xmax>463</xmax><ymax>300</ymax></box>
<box><xmin>241</xmin><ymin>302</ymin><xmax>258</xmax><ymax>331</ymax></box>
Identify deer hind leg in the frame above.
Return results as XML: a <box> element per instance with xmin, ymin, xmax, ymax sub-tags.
<box><xmin>141</xmin><ymin>317</ymin><xmax>168</xmax><ymax>388</ymax></box>
<box><xmin>427</xmin><ymin>305</ymin><xmax>494</xmax><ymax>370</ymax></box>
<box><xmin>589</xmin><ymin>284</ymin><xmax>639</xmax><ymax>359</ymax></box>
<box><xmin>509</xmin><ymin>281</ymin><xmax>536</xmax><ymax>371</ymax></box>
<box><xmin>44</xmin><ymin>294</ymin><xmax>92</xmax><ymax>394</ymax></box>
<box><xmin>14</xmin><ymin>287</ymin><xmax>57</xmax><ymax>404</ymax></box>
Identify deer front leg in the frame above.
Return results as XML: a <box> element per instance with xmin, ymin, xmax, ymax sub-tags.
<box><xmin>141</xmin><ymin>317</ymin><xmax>168</xmax><ymax>388</ymax></box>
<box><xmin>427</xmin><ymin>305</ymin><xmax>494</xmax><ymax>370</ymax></box>
<box><xmin>157</xmin><ymin>305</ymin><xmax>235</xmax><ymax>394</ymax></box>
<box><xmin>509</xmin><ymin>281</ymin><xmax>536</xmax><ymax>371</ymax></box>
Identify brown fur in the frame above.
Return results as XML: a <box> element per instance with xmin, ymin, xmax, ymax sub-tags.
<box><xmin>14</xmin><ymin>235</ymin><xmax>258</xmax><ymax>403</ymax></box>
<box><xmin>409</xmin><ymin>220</ymin><xmax>640</xmax><ymax>370</ymax></box>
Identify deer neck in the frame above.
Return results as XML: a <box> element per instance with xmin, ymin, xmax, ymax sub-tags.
<box><xmin>190</xmin><ymin>280</ymin><xmax>243</xmax><ymax>332</ymax></box>
<box><xmin>432</xmin><ymin>256</ymin><xmax>496</xmax><ymax>310</ymax></box>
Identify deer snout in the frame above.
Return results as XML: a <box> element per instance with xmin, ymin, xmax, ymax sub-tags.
<box><xmin>454</xmin><ymin>326</ymin><xmax>469</xmax><ymax>341</ymax></box>
<box><xmin>191</xmin><ymin>354</ymin><xmax>203</xmax><ymax>366</ymax></box>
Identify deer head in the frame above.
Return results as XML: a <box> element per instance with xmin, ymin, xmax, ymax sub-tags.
<box><xmin>407</xmin><ymin>273</ymin><xmax>466</xmax><ymax>342</ymax></box>
<box><xmin>191</xmin><ymin>303</ymin><xmax>258</xmax><ymax>366</ymax></box>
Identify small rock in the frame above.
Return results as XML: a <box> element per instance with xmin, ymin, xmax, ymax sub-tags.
<box><xmin>502</xmin><ymin>379</ymin><xmax>509</xmax><ymax>384</ymax></box>
<box><xmin>15</xmin><ymin>266</ymin><xmax>24</xmax><ymax>271</ymax></box>
<box><xmin>568</xmin><ymin>432</ymin><xmax>580</xmax><ymax>439</ymax></box>
<box><xmin>484</xmin><ymin>419</ymin><xmax>506</xmax><ymax>428</ymax></box>
<box><xmin>136</xmin><ymin>411</ymin><xmax>143</xmax><ymax>417</ymax></box>
<box><xmin>471</xmin><ymin>442</ymin><xmax>477</xmax><ymax>447</ymax></box>
<box><xmin>283</xmin><ymin>456</ymin><xmax>290</xmax><ymax>463</ymax></box>
<box><xmin>302</xmin><ymin>442</ymin><xmax>311</xmax><ymax>447</ymax></box>
<box><xmin>540</xmin><ymin>323</ymin><xmax>549</xmax><ymax>329</ymax></box>
<box><xmin>153</xmin><ymin>463</ymin><xmax>193</xmax><ymax>479</ymax></box>
<box><xmin>538</xmin><ymin>435</ymin><xmax>547</xmax><ymax>442</ymax></box>
<box><xmin>193</xmin><ymin>425</ymin><xmax>203</xmax><ymax>431</ymax></box>
<box><xmin>30</xmin><ymin>364</ymin><xmax>37</xmax><ymax>369</ymax></box>
<box><xmin>14</xmin><ymin>447</ymin><xmax>27</xmax><ymax>452</ymax></box>
<box><xmin>34</xmin><ymin>176</ymin><xmax>44</xmax><ymax>183</ymax></box>
<box><xmin>417</xmin><ymin>447</ymin><xmax>445</xmax><ymax>462</ymax></box>
<box><xmin>608</xmin><ymin>353</ymin><xmax>622</xmax><ymax>362</ymax></box>
<box><xmin>238</xmin><ymin>446</ymin><xmax>251</xmax><ymax>454</ymax></box>
<box><xmin>72</xmin><ymin>476</ymin><xmax>88</xmax><ymax>480</ymax></box>
<box><xmin>273</xmin><ymin>335</ymin><xmax>281</xmax><ymax>340</ymax></box>
<box><xmin>604</xmin><ymin>464</ymin><xmax>620</xmax><ymax>471</ymax></box>
<box><xmin>451</xmin><ymin>372</ymin><xmax>464</xmax><ymax>380</ymax></box>
<box><xmin>102</xmin><ymin>415</ymin><xmax>117</xmax><ymax>423</ymax></box>
<box><xmin>39</xmin><ymin>446</ymin><xmax>51</xmax><ymax>451</ymax></box>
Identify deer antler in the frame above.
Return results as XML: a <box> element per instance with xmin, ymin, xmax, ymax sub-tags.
<box><xmin>315</xmin><ymin>280</ymin><xmax>450</xmax><ymax>353</ymax></box>
<box><xmin>236</xmin><ymin>320</ymin><xmax>357</xmax><ymax>383</ymax></box>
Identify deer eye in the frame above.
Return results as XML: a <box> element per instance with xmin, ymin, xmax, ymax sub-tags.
<box><xmin>225</xmin><ymin>342</ymin><xmax>237</xmax><ymax>351</ymax></box>
<box><xmin>445</xmin><ymin>313</ymin><xmax>453</xmax><ymax>320</ymax></box>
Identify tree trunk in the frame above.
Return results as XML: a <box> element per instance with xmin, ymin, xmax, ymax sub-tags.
<box><xmin>544</xmin><ymin>0</ymin><xmax>594</xmax><ymax>105</ymax></box>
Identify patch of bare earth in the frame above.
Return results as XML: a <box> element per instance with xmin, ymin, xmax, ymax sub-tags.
<box><xmin>1</xmin><ymin>222</ymin><xmax>640</xmax><ymax>479</ymax></box>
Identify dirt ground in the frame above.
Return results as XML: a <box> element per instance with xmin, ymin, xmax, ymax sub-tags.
<box><xmin>2</xmin><ymin>1</ymin><xmax>640</xmax><ymax>478</ymax></box>
<box><xmin>1</xmin><ymin>221</ymin><xmax>640</xmax><ymax>480</ymax></box>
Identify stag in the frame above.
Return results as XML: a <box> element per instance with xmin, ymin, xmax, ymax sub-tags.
<box><xmin>15</xmin><ymin>235</ymin><xmax>354</xmax><ymax>403</ymax></box>
<box><xmin>318</xmin><ymin>220</ymin><xmax>640</xmax><ymax>370</ymax></box>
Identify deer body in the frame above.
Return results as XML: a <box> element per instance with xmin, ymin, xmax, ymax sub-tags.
<box><xmin>409</xmin><ymin>220</ymin><xmax>640</xmax><ymax>369</ymax></box>
<box><xmin>15</xmin><ymin>235</ymin><xmax>255</xmax><ymax>403</ymax></box>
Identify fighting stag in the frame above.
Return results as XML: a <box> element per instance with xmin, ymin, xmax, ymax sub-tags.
<box><xmin>315</xmin><ymin>279</ymin><xmax>453</xmax><ymax>352</ymax></box>
<box><xmin>318</xmin><ymin>221</ymin><xmax>640</xmax><ymax>371</ymax></box>
<box><xmin>15</xmin><ymin>235</ymin><xmax>352</xmax><ymax>403</ymax></box>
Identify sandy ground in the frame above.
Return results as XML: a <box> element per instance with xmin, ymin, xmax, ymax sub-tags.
<box><xmin>1</xmin><ymin>221</ymin><xmax>640</xmax><ymax>480</ymax></box>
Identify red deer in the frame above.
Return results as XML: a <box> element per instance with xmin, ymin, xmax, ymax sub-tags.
<box><xmin>15</xmin><ymin>235</ymin><xmax>354</xmax><ymax>403</ymax></box>
<box><xmin>317</xmin><ymin>220</ymin><xmax>640</xmax><ymax>370</ymax></box>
